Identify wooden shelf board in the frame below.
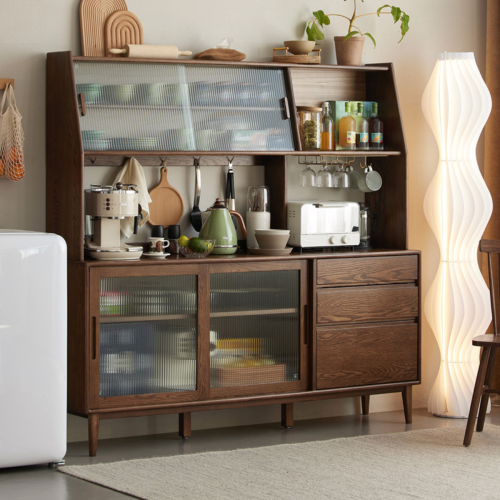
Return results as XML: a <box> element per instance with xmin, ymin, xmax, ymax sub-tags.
<box><xmin>101</xmin><ymin>313</ymin><xmax>194</xmax><ymax>324</ymax></box>
<box><xmin>211</xmin><ymin>308</ymin><xmax>298</xmax><ymax>318</ymax></box>
<box><xmin>73</xmin><ymin>56</ymin><xmax>390</xmax><ymax>72</ymax></box>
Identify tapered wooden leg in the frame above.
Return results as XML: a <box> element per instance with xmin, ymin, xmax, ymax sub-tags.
<box><xmin>464</xmin><ymin>347</ymin><xmax>491</xmax><ymax>446</ymax></box>
<box><xmin>281</xmin><ymin>403</ymin><xmax>293</xmax><ymax>428</ymax></box>
<box><xmin>361</xmin><ymin>395</ymin><xmax>370</xmax><ymax>415</ymax></box>
<box><xmin>179</xmin><ymin>413</ymin><xmax>191</xmax><ymax>439</ymax></box>
<box><xmin>88</xmin><ymin>414</ymin><xmax>100</xmax><ymax>457</ymax></box>
<box><xmin>402</xmin><ymin>386</ymin><xmax>412</xmax><ymax>424</ymax></box>
<box><xmin>477</xmin><ymin>346</ymin><xmax>498</xmax><ymax>432</ymax></box>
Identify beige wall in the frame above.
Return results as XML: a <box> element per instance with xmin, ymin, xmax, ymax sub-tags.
<box><xmin>0</xmin><ymin>0</ymin><xmax>487</xmax><ymax>442</ymax></box>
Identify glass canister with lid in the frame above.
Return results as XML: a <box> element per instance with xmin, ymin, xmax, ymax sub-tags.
<box><xmin>297</xmin><ymin>106</ymin><xmax>322</xmax><ymax>150</ymax></box>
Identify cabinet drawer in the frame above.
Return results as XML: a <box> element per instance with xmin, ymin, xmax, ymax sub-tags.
<box><xmin>316</xmin><ymin>322</ymin><xmax>418</xmax><ymax>389</ymax></box>
<box><xmin>317</xmin><ymin>256</ymin><xmax>418</xmax><ymax>287</ymax></box>
<box><xmin>317</xmin><ymin>284</ymin><xmax>418</xmax><ymax>324</ymax></box>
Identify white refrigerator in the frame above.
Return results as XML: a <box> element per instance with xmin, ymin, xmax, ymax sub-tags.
<box><xmin>0</xmin><ymin>230</ymin><xmax>67</xmax><ymax>468</ymax></box>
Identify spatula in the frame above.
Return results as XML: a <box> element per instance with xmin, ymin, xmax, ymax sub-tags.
<box><xmin>190</xmin><ymin>158</ymin><xmax>203</xmax><ymax>231</ymax></box>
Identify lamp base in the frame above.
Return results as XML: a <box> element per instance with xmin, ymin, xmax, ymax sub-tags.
<box><xmin>432</xmin><ymin>412</ymin><xmax>467</xmax><ymax>419</ymax></box>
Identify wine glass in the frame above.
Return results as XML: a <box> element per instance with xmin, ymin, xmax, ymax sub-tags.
<box><xmin>300</xmin><ymin>165</ymin><xmax>316</xmax><ymax>187</ymax></box>
<box><xmin>316</xmin><ymin>163</ymin><xmax>333</xmax><ymax>187</ymax></box>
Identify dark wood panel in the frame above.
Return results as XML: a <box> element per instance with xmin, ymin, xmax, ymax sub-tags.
<box><xmin>317</xmin><ymin>255</ymin><xmax>418</xmax><ymax>287</ymax></box>
<box><xmin>366</xmin><ymin>63</ymin><xmax>408</xmax><ymax>250</ymax></box>
<box><xmin>290</xmin><ymin>68</ymin><xmax>366</xmax><ymax>107</ymax></box>
<box><xmin>284</xmin><ymin>68</ymin><xmax>301</xmax><ymax>151</ymax></box>
<box><xmin>317</xmin><ymin>284</ymin><xmax>418</xmax><ymax>324</ymax></box>
<box><xmin>316</xmin><ymin>323</ymin><xmax>418</xmax><ymax>389</ymax></box>
<box><xmin>67</xmin><ymin>262</ymin><xmax>89</xmax><ymax>414</ymax></box>
<box><xmin>264</xmin><ymin>155</ymin><xmax>287</xmax><ymax>229</ymax></box>
<box><xmin>46</xmin><ymin>51</ymin><xmax>84</xmax><ymax>261</ymax></box>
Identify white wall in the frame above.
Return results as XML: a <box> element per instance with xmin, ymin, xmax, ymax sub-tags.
<box><xmin>0</xmin><ymin>0</ymin><xmax>487</xmax><ymax>442</ymax></box>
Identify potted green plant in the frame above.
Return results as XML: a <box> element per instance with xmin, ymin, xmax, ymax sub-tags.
<box><xmin>305</xmin><ymin>1</ymin><xmax>410</xmax><ymax>66</ymax></box>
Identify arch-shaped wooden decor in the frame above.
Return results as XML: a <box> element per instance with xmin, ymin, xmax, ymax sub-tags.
<box><xmin>79</xmin><ymin>0</ymin><xmax>128</xmax><ymax>57</ymax></box>
<box><xmin>105</xmin><ymin>11</ymin><xmax>144</xmax><ymax>57</ymax></box>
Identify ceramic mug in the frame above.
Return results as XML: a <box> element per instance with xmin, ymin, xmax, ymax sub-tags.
<box><xmin>148</xmin><ymin>237</ymin><xmax>170</xmax><ymax>254</ymax></box>
<box><xmin>358</xmin><ymin>165</ymin><xmax>382</xmax><ymax>193</ymax></box>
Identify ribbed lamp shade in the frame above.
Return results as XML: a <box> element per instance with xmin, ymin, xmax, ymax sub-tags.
<box><xmin>422</xmin><ymin>52</ymin><xmax>493</xmax><ymax>417</ymax></box>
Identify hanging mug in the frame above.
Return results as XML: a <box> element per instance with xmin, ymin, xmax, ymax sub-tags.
<box><xmin>358</xmin><ymin>165</ymin><xmax>382</xmax><ymax>193</ymax></box>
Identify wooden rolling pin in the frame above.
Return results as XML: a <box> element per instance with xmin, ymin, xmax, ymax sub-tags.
<box><xmin>109</xmin><ymin>44</ymin><xmax>192</xmax><ymax>59</ymax></box>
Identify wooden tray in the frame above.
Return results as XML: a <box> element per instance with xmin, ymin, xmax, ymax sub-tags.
<box><xmin>105</xmin><ymin>10</ymin><xmax>144</xmax><ymax>57</ymax></box>
<box><xmin>79</xmin><ymin>0</ymin><xmax>128</xmax><ymax>57</ymax></box>
<box><xmin>273</xmin><ymin>47</ymin><xmax>321</xmax><ymax>65</ymax></box>
<box><xmin>212</xmin><ymin>364</ymin><xmax>286</xmax><ymax>387</ymax></box>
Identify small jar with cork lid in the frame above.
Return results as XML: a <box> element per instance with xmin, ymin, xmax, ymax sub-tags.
<box><xmin>297</xmin><ymin>106</ymin><xmax>322</xmax><ymax>151</ymax></box>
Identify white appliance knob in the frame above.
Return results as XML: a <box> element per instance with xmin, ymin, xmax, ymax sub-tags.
<box><xmin>329</xmin><ymin>236</ymin><xmax>336</xmax><ymax>244</ymax></box>
<box><xmin>341</xmin><ymin>235</ymin><xmax>350</xmax><ymax>244</ymax></box>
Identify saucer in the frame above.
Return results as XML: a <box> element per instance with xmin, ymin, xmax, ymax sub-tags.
<box><xmin>248</xmin><ymin>247</ymin><xmax>293</xmax><ymax>256</ymax></box>
<box><xmin>143</xmin><ymin>252</ymin><xmax>170</xmax><ymax>259</ymax></box>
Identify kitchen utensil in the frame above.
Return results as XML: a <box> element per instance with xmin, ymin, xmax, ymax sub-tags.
<box><xmin>105</xmin><ymin>11</ymin><xmax>144</xmax><ymax>58</ymax></box>
<box><xmin>358</xmin><ymin>164</ymin><xmax>382</xmax><ymax>192</ymax></box>
<box><xmin>148</xmin><ymin>237</ymin><xmax>170</xmax><ymax>254</ymax></box>
<box><xmin>255</xmin><ymin>229</ymin><xmax>290</xmax><ymax>250</ymax></box>
<box><xmin>332</xmin><ymin>164</ymin><xmax>350</xmax><ymax>188</ymax></box>
<box><xmin>109</xmin><ymin>44</ymin><xmax>192</xmax><ymax>59</ymax></box>
<box><xmin>167</xmin><ymin>225</ymin><xmax>181</xmax><ymax>254</ymax></box>
<box><xmin>190</xmin><ymin>158</ymin><xmax>203</xmax><ymax>231</ymax></box>
<box><xmin>300</xmin><ymin>165</ymin><xmax>316</xmax><ymax>187</ymax></box>
<box><xmin>179</xmin><ymin>239</ymin><xmax>215</xmax><ymax>259</ymax></box>
<box><xmin>142</xmin><ymin>253</ymin><xmax>168</xmax><ymax>259</ymax></box>
<box><xmin>79</xmin><ymin>0</ymin><xmax>128</xmax><ymax>57</ymax></box>
<box><xmin>246</xmin><ymin>212</ymin><xmax>271</xmax><ymax>249</ymax></box>
<box><xmin>151</xmin><ymin>225</ymin><xmax>164</xmax><ymax>238</ymax></box>
<box><xmin>283</xmin><ymin>40</ymin><xmax>316</xmax><ymax>55</ymax></box>
<box><xmin>76</xmin><ymin>84</ymin><xmax>103</xmax><ymax>104</ymax></box>
<box><xmin>102</xmin><ymin>84</ymin><xmax>135</xmax><ymax>104</ymax></box>
<box><xmin>225</xmin><ymin>158</ymin><xmax>235</xmax><ymax>211</ymax></box>
<box><xmin>199</xmin><ymin>198</ymin><xmax>247</xmax><ymax>255</ymax></box>
<box><xmin>359</xmin><ymin>205</ymin><xmax>378</xmax><ymax>248</ymax></box>
<box><xmin>248</xmin><ymin>247</ymin><xmax>293</xmax><ymax>256</ymax></box>
<box><xmin>247</xmin><ymin>185</ymin><xmax>270</xmax><ymax>212</ymax></box>
<box><xmin>346</xmin><ymin>165</ymin><xmax>361</xmax><ymax>191</ymax></box>
<box><xmin>148</xmin><ymin>167</ymin><xmax>184</xmax><ymax>228</ymax></box>
<box><xmin>317</xmin><ymin>163</ymin><xmax>333</xmax><ymax>187</ymax></box>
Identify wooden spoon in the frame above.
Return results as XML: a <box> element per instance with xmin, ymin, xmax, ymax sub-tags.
<box><xmin>148</xmin><ymin>167</ymin><xmax>184</xmax><ymax>228</ymax></box>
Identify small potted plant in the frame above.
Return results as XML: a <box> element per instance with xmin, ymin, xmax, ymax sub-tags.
<box><xmin>305</xmin><ymin>0</ymin><xmax>410</xmax><ymax>66</ymax></box>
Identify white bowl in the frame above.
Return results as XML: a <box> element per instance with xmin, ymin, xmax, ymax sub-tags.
<box><xmin>254</xmin><ymin>229</ymin><xmax>290</xmax><ymax>236</ymax></box>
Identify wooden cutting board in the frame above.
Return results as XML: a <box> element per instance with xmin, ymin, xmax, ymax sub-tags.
<box><xmin>105</xmin><ymin>11</ymin><xmax>144</xmax><ymax>57</ymax></box>
<box><xmin>148</xmin><ymin>167</ymin><xmax>184</xmax><ymax>228</ymax></box>
<box><xmin>80</xmin><ymin>0</ymin><xmax>128</xmax><ymax>57</ymax></box>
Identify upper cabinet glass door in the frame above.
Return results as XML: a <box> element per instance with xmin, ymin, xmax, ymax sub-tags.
<box><xmin>73</xmin><ymin>61</ymin><xmax>295</xmax><ymax>152</ymax></box>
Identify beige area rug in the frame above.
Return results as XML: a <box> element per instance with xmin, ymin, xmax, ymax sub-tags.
<box><xmin>60</xmin><ymin>425</ymin><xmax>500</xmax><ymax>500</ymax></box>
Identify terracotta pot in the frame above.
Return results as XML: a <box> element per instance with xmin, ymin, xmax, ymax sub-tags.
<box><xmin>334</xmin><ymin>36</ymin><xmax>365</xmax><ymax>66</ymax></box>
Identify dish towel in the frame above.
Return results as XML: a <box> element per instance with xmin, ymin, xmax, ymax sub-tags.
<box><xmin>113</xmin><ymin>157</ymin><xmax>152</xmax><ymax>238</ymax></box>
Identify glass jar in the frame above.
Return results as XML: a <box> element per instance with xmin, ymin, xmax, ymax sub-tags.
<box><xmin>297</xmin><ymin>106</ymin><xmax>322</xmax><ymax>151</ymax></box>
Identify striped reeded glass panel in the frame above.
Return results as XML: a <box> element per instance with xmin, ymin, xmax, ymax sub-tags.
<box><xmin>99</xmin><ymin>275</ymin><xmax>197</xmax><ymax>397</ymax></box>
<box><xmin>73</xmin><ymin>61</ymin><xmax>294</xmax><ymax>152</ymax></box>
<box><xmin>210</xmin><ymin>271</ymin><xmax>300</xmax><ymax>388</ymax></box>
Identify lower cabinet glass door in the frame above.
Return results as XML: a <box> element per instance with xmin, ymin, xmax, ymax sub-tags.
<box><xmin>209</xmin><ymin>264</ymin><xmax>306</xmax><ymax>395</ymax></box>
<box><xmin>90</xmin><ymin>268</ymin><xmax>200</xmax><ymax>407</ymax></box>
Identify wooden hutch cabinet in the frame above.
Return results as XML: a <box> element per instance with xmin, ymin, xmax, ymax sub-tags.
<box><xmin>46</xmin><ymin>51</ymin><xmax>420</xmax><ymax>456</ymax></box>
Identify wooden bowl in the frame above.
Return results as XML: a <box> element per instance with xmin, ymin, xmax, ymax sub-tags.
<box><xmin>284</xmin><ymin>41</ymin><xmax>316</xmax><ymax>55</ymax></box>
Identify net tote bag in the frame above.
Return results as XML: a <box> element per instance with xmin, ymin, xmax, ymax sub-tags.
<box><xmin>0</xmin><ymin>83</ymin><xmax>25</xmax><ymax>181</ymax></box>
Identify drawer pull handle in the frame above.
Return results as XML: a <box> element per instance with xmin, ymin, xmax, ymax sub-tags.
<box><xmin>92</xmin><ymin>316</ymin><xmax>97</xmax><ymax>360</ymax></box>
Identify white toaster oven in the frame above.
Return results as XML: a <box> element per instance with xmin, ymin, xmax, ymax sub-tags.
<box><xmin>287</xmin><ymin>201</ymin><xmax>360</xmax><ymax>247</ymax></box>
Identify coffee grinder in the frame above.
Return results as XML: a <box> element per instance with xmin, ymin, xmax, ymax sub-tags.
<box><xmin>84</xmin><ymin>183</ymin><xmax>143</xmax><ymax>260</ymax></box>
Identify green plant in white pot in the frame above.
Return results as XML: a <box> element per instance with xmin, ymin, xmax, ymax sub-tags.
<box><xmin>306</xmin><ymin>0</ymin><xmax>410</xmax><ymax>66</ymax></box>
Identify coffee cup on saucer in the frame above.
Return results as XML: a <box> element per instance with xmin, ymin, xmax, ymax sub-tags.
<box><xmin>144</xmin><ymin>237</ymin><xmax>170</xmax><ymax>258</ymax></box>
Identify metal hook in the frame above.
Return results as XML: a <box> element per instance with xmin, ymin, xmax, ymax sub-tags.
<box><xmin>90</xmin><ymin>157</ymin><xmax>97</xmax><ymax>165</ymax></box>
<box><xmin>160</xmin><ymin>157</ymin><xmax>168</xmax><ymax>167</ymax></box>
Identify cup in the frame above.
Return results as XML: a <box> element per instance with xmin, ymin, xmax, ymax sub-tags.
<box><xmin>246</xmin><ymin>211</ymin><xmax>271</xmax><ymax>249</ymax></box>
<box><xmin>358</xmin><ymin>165</ymin><xmax>382</xmax><ymax>192</ymax></box>
<box><xmin>148</xmin><ymin>237</ymin><xmax>170</xmax><ymax>254</ymax></box>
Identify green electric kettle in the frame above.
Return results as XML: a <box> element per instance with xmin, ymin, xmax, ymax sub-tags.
<box><xmin>199</xmin><ymin>198</ymin><xmax>247</xmax><ymax>255</ymax></box>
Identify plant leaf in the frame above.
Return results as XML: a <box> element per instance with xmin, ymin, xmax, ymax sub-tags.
<box><xmin>344</xmin><ymin>31</ymin><xmax>360</xmax><ymax>42</ymax></box>
<box><xmin>399</xmin><ymin>13</ymin><xmax>410</xmax><ymax>41</ymax></box>
<box><xmin>365</xmin><ymin>32</ymin><xmax>376</xmax><ymax>48</ymax></box>
<box><xmin>391</xmin><ymin>7</ymin><xmax>401</xmax><ymax>23</ymax></box>
<box><xmin>323</xmin><ymin>15</ymin><xmax>331</xmax><ymax>25</ymax></box>
<box><xmin>311</xmin><ymin>22</ymin><xmax>325</xmax><ymax>40</ymax></box>
<box><xmin>313</xmin><ymin>10</ymin><xmax>326</xmax><ymax>27</ymax></box>
<box><xmin>377</xmin><ymin>4</ymin><xmax>391</xmax><ymax>16</ymax></box>
<box><xmin>306</xmin><ymin>25</ymin><xmax>315</xmax><ymax>41</ymax></box>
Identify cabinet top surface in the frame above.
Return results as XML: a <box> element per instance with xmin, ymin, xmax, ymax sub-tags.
<box><xmin>81</xmin><ymin>249</ymin><xmax>420</xmax><ymax>267</ymax></box>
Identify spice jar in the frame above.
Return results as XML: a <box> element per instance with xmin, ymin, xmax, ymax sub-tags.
<box><xmin>167</xmin><ymin>225</ymin><xmax>181</xmax><ymax>254</ymax></box>
<box><xmin>297</xmin><ymin>106</ymin><xmax>322</xmax><ymax>151</ymax></box>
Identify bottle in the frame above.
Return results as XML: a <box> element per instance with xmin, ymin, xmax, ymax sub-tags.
<box><xmin>355</xmin><ymin>102</ymin><xmax>369</xmax><ymax>150</ymax></box>
<box><xmin>321</xmin><ymin>102</ymin><xmax>334</xmax><ymax>150</ymax></box>
<box><xmin>338</xmin><ymin>102</ymin><xmax>356</xmax><ymax>150</ymax></box>
<box><xmin>369</xmin><ymin>103</ymin><xmax>384</xmax><ymax>150</ymax></box>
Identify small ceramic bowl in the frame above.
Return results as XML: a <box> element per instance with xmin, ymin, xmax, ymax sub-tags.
<box><xmin>255</xmin><ymin>230</ymin><xmax>290</xmax><ymax>250</ymax></box>
<box><xmin>284</xmin><ymin>40</ymin><xmax>316</xmax><ymax>55</ymax></box>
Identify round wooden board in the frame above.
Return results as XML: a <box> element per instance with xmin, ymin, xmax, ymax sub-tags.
<box><xmin>148</xmin><ymin>167</ymin><xmax>184</xmax><ymax>228</ymax></box>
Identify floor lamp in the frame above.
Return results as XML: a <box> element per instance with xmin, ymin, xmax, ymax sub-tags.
<box><xmin>422</xmin><ymin>52</ymin><xmax>493</xmax><ymax>417</ymax></box>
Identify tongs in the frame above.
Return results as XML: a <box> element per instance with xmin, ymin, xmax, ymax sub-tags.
<box><xmin>225</xmin><ymin>157</ymin><xmax>235</xmax><ymax>211</ymax></box>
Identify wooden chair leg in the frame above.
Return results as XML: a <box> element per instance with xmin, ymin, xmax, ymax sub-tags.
<box><xmin>179</xmin><ymin>412</ymin><xmax>191</xmax><ymax>439</ymax></box>
<box><xmin>402</xmin><ymin>386</ymin><xmax>412</xmax><ymax>424</ymax></box>
<box><xmin>361</xmin><ymin>395</ymin><xmax>370</xmax><ymax>415</ymax></box>
<box><xmin>281</xmin><ymin>403</ymin><xmax>293</xmax><ymax>428</ymax></box>
<box><xmin>88</xmin><ymin>414</ymin><xmax>100</xmax><ymax>457</ymax></box>
<box><xmin>477</xmin><ymin>346</ymin><xmax>498</xmax><ymax>432</ymax></box>
<box><xmin>464</xmin><ymin>346</ymin><xmax>491</xmax><ymax>446</ymax></box>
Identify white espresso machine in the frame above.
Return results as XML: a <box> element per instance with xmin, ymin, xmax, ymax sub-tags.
<box><xmin>85</xmin><ymin>183</ymin><xmax>143</xmax><ymax>260</ymax></box>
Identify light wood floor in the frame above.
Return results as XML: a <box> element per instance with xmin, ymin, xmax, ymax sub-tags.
<box><xmin>1</xmin><ymin>407</ymin><xmax>499</xmax><ymax>500</ymax></box>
